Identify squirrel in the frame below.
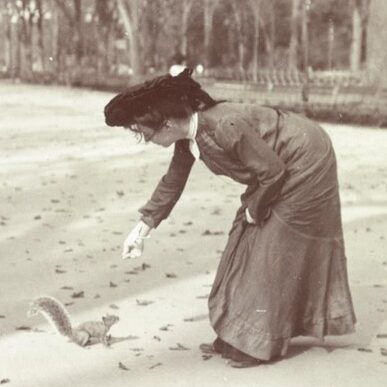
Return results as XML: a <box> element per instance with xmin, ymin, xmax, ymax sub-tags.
<box><xmin>27</xmin><ymin>296</ymin><xmax>119</xmax><ymax>347</ymax></box>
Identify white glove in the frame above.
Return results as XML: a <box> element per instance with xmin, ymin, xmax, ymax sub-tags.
<box><xmin>122</xmin><ymin>221</ymin><xmax>151</xmax><ymax>260</ymax></box>
<box><xmin>245</xmin><ymin>208</ymin><xmax>256</xmax><ymax>224</ymax></box>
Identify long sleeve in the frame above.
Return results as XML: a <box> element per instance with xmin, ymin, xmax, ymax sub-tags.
<box><xmin>214</xmin><ymin>115</ymin><xmax>287</xmax><ymax>223</ymax></box>
<box><xmin>139</xmin><ymin>139</ymin><xmax>195</xmax><ymax>228</ymax></box>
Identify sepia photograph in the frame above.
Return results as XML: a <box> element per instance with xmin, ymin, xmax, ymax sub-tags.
<box><xmin>0</xmin><ymin>0</ymin><xmax>386</xmax><ymax>386</ymax></box>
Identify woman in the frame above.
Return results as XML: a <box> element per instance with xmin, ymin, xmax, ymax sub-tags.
<box><xmin>104</xmin><ymin>69</ymin><xmax>356</xmax><ymax>368</ymax></box>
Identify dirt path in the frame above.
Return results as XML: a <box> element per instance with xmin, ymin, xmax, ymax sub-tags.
<box><xmin>0</xmin><ymin>81</ymin><xmax>386</xmax><ymax>386</ymax></box>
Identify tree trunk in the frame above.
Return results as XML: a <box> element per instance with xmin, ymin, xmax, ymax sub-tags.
<box><xmin>327</xmin><ymin>19</ymin><xmax>335</xmax><ymax>70</ymax></box>
<box><xmin>301</xmin><ymin>0</ymin><xmax>310</xmax><ymax>102</ymax></box>
<box><xmin>116</xmin><ymin>0</ymin><xmax>141</xmax><ymax>76</ymax></box>
<box><xmin>248</xmin><ymin>0</ymin><xmax>261</xmax><ymax>82</ymax></box>
<box><xmin>230</xmin><ymin>0</ymin><xmax>245</xmax><ymax>78</ymax></box>
<box><xmin>36</xmin><ymin>0</ymin><xmax>45</xmax><ymax>73</ymax></box>
<box><xmin>288</xmin><ymin>0</ymin><xmax>300</xmax><ymax>70</ymax></box>
<box><xmin>203</xmin><ymin>0</ymin><xmax>216</xmax><ymax>70</ymax></box>
<box><xmin>180</xmin><ymin>0</ymin><xmax>194</xmax><ymax>57</ymax></box>
<box><xmin>350</xmin><ymin>1</ymin><xmax>362</xmax><ymax>71</ymax></box>
<box><xmin>267</xmin><ymin>1</ymin><xmax>275</xmax><ymax>70</ymax></box>
<box><xmin>366</xmin><ymin>0</ymin><xmax>387</xmax><ymax>92</ymax></box>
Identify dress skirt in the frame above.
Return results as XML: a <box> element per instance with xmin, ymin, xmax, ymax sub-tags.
<box><xmin>208</xmin><ymin>121</ymin><xmax>356</xmax><ymax>361</ymax></box>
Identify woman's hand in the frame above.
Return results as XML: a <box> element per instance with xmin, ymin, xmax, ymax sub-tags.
<box><xmin>122</xmin><ymin>221</ymin><xmax>151</xmax><ymax>260</ymax></box>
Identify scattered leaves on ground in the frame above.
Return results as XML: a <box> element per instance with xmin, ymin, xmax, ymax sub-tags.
<box><xmin>159</xmin><ymin>324</ymin><xmax>174</xmax><ymax>331</ymax></box>
<box><xmin>149</xmin><ymin>363</ymin><xmax>162</xmax><ymax>370</ymax></box>
<box><xmin>169</xmin><ymin>343</ymin><xmax>190</xmax><ymax>351</ymax></box>
<box><xmin>130</xmin><ymin>347</ymin><xmax>144</xmax><ymax>352</ymax></box>
<box><xmin>357</xmin><ymin>347</ymin><xmax>373</xmax><ymax>353</ymax></box>
<box><xmin>118</xmin><ymin>362</ymin><xmax>129</xmax><ymax>371</ymax></box>
<box><xmin>15</xmin><ymin>326</ymin><xmax>32</xmax><ymax>331</ymax></box>
<box><xmin>183</xmin><ymin>314</ymin><xmax>208</xmax><ymax>322</ymax></box>
<box><xmin>201</xmin><ymin>229</ymin><xmax>224</xmax><ymax>236</ymax></box>
<box><xmin>71</xmin><ymin>291</ymin><xmax>84</xmax><ymax>298</ymax></box>
<box><xmin>136</xmin><ymin>299</ymin><xmax>154</xmax><ymax>306</ymax></box>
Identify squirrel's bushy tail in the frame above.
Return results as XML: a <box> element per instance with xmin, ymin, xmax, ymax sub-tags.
<box><xmin>28</xmin><ymin>296</ymin><xmax>73</xmax><ymax>337</ymax></box>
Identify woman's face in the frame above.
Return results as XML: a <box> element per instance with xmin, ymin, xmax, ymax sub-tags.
<box><xmin>135</xmin><ymin>117</ymin><xmax>190</xmax><ymax>147</ymax></box>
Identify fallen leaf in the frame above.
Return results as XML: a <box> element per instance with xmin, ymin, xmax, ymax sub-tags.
<box><xmin>169</xmin><ymin>343</ymin><xmax>190</xmax><ymax>351</ymax></box>
<box><xmin>159</xmin><ymin>324</ymin><xmax>174</xmax><ymax>331</ymax></box>
<box><xmin>202</xmin><ymin>354</ymin><xmax>213</xmax><ymax>361</ymax></box>
<box><xmin>201</xmin><ymin>230</ymin><xmax>224</xmax><ymax>236</ymax></box>
<box><xmin>183</xmin><ymin>314</ymin><xmax>207</xmax><ymax>322</ymax></box>
<box><xmin>125</xmin><ymin>271</ymin><xmax>138</xmax><ymax>275</ymax></box>
<box><xmin>130</xmin><ymin>347</ymin><xmax>144</xmax><ymax>352</ymax></box>
<box><xmin>153</xmin><ymin>336</ymin><xmax>161</xmax><ymax>341</ymax></box>
<box><xmin>71</xmin><ymin>291</ymin><xmax>84</xmax><ymax>298</ymax></box>
<box><xmin>136</xmin><ymin>299</ymin><xmax>154</xmax><ymax>306</ymax></box>
<box><xmin>0</xmin><ymin>379</ymin><xmax>10</xmax><ymax>384</ymax></box>
<box><xmin>149</xmin><ymin>362</ymin><xmax>162</xmax><ymax>370</ymax></box>
<box><xmin>165</xmin><ymin>273</ymin><xmax>177</xmax><ymax>278</ymax></box>
<box><xmin>55</xmin><ymin>269</ymin><xmax>66</xmax><ymax>274</ymax></box>
<box><xmin>358</xmin><ymin>347</ymin><xmax>372</xmax><ymax>353</ymax></box>
<box><xmin>109</xmin><ymin>304</ymin><xmax>119</xmax><ymax>310</ymax></box>
<box><xmin>15</xmin><ymin>326</ymin><xmax>32</xmax><ymax>331</ymax></box>
<box><xmin>381</xmin><ymin>348</ymin><xmax>387</xmax><ymax>356</ymax></box>
<box><xmin>109</xmin><ymin>281</ymin><xmax>118</xmax><ymax>288</ymax></box>
<box><xmin>118</xmin><ymin>362</ymin><xmax>129</xmax><ymax>371</ymax></box>
<box><xmin>377</xmin><ymin>333</ymin><xmax>387</xmax><ymax>339</ymax></box>
<box><xmin>61</xmin><ymin>286</ymin><xmax>73</xmax><ymax>290</ymax></box>
<box><xmin>0</xmin><ymin>315</ymin><xmax>6</xmax><ymax>319</ymax></box>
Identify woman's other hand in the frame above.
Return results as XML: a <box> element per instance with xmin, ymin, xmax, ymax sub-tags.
<box><xmin>122</xmin><ymin>221</ymin><xmax>151</xmax><ymax>259</ymax></box>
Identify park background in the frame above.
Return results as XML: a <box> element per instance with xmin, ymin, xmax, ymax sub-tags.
<box><xmin>1</xmin><ymin>0</ymin><xmax>387</xmax><ymax>125</ymax></box>
<box><xmin>1</xmin><ymin>1</ymin><xmax>387</xmax><ymax>386</ymax></box>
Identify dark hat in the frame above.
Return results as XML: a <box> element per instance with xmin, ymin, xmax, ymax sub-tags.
<box><xmin>104</xmin><ymin>68</ymin><xmax>216</xmax><ymax>127</ymax></box>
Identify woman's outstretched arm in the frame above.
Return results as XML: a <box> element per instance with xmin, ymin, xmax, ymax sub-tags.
<box><xmin>139</xmin><ymin>139</ymin><xmax>195</xmax><ymax>228</ymax></box>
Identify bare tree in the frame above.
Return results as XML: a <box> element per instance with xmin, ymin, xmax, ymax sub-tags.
<box><xmin>288</xmin><ymin>0</ymin><xmax>300</xmax><ymax>70</ymax></box>
<box><xmin>247</xmin><ymin>0</ymin><xmax>261</xmax><ymax>82</ymax></box>
<box><xmin>230</xmin><ymin>0</ymin><xmax>247</xmax><ymax>77</ymax></box>
<box><xmin>350</xmin><ymin>0</ymin><xmax>362</xmax><ymax>71</ymax></box>
<box><xmin>366</xmin><ymin>0</ymin><xmax>387</xmax><ymax>92</ymax></box>
<box><xmin>116</xmin><ymin>0</ymin><xmax>141</xmax><ymax>75</ymax></box>
<box><xmin>203</xmin><ymin>0</ymin><xmax>218</xmax><ymax>70</ymax></box>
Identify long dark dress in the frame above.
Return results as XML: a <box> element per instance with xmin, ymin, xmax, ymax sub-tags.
<box><xmin>139</xmin><ymin>103</ymin><xmax>356</xmax><ymax>361</ymax></box>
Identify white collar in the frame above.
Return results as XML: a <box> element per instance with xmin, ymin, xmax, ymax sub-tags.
<box><xmin>188</xmin><ymin>112</ymin><xmax>198</xmax><ymax>140</ymax></box>
<box><xmin>188</xmin><ymin>112</ymin><xmax>199</xmax><ymax>160</ymax></box>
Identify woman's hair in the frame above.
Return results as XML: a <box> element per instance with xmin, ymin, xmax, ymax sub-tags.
<box><xmin>104</xmin><ymin>69</ymin><xmax>220</xmax><ymax>134</ymax></box>
<box><xmin>132</xmin><ymin>94</ymin><xmax>195</xmax><ymax>129</ymax></box>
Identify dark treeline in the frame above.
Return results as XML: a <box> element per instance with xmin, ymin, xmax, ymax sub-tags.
<box><xmin>0</xmin><ymin>0</ymin><xmax>386</xmax><ymax>92</ymax></box>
